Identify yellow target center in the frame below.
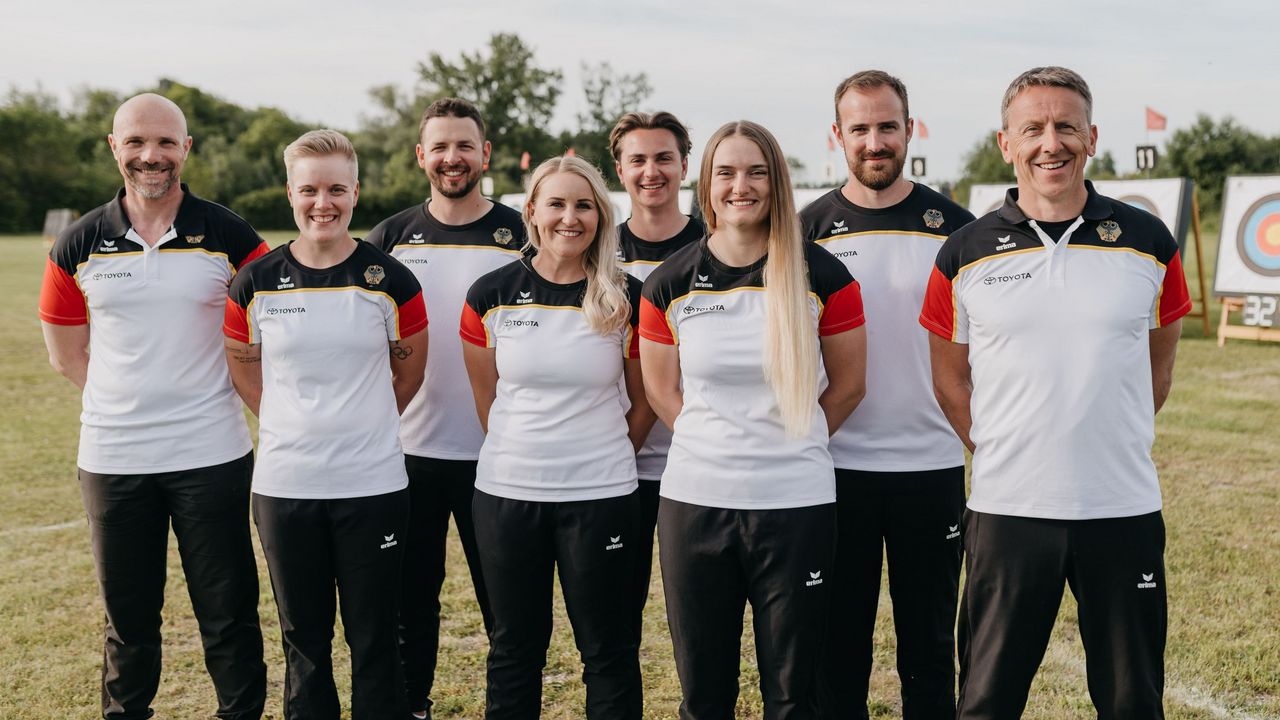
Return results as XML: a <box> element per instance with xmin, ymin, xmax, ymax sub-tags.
<box><xmin>1266</xmin><ymin>223</ymin><xmax>1280</xmax><ymax>250</ymax></box>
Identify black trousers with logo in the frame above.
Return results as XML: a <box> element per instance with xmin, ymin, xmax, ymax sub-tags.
<box><xmin>253</xmin><ymin>488</ymin><xmax>410</xmax><ymax>720</ymax></box>
<box><xmin>78</xmin><ymin>451</ymin><xmax>265</xmax><ymax>720</ymax></box>
<box><xmin>399</xmin><ymin>455</ymin><xmax>494</xmax><ymax>714</ymax></box>
<box><xmin>473</xmin><ymin>488</ymin><xmax>642</xmax><ymax>720</ymax></box>
<box><xmin>659</xmin><ymin>498</ymin><xmax>836</xmax><ymax>720</ymax></box>
<box><xmin>820</xmin><ymin>466</ymin><xmax>966</xmax><ymax>720</ymax></box>
<box><xmin>629</xmin><ymin>480</ymin><xmax>662</xmax><ymax>645</ymax></box>
<box><xmin>957</xmin><ymin>510</ymin><xmax>1167</xmax><ymax>720</ymax></box>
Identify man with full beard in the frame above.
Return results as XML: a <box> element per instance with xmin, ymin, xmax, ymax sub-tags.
<box><xmin>39</xmin><ymin>93</ymin><xmax>268</xmax><ymax>719</ymax></box>
<box><xmin>800</xmin><ymin>71</ymin><xmax>974</xmax><ymax>720</ymax></box>
<box><xmin>366</xmin><ymin>97</ymin><xmax>524</xmax><ymax>720</ymax></box>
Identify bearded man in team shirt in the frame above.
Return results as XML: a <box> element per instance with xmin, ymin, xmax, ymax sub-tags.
<box><xmin>800</xmin><ymin>70</ymin><xmax>974</xmax><ymax>720</ymax></box>
<box><xmin>366</xmin><ymin>97</ymin><xmax>525</xmax><ymax>720</ymax></box>
<box><xmin>608</xmin><ymin>110</ymin><xmax>705</xmax><ymax>649</ymax></box>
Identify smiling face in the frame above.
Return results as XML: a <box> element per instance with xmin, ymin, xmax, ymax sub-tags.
<box><xmin>108</xmin><ymin>96</ymin><xmax>192</xmax><ymax>200</ymax></box>
<box><xmin>528</xmin><ymin>171</ymin><xmax>599</xmax><ymax>265</ymax></box>
<box><xmin>998</xmin><ymin>85</ymin><xmax>1097</xmax><ymax>215</ymax></box>
<box><xmin>709</xmin><ymin>135</ymin><xmax>772</xmax><ymax>231</ymax></box>
<box><xmin>417</xmin><ymin>115</ymin><xmax>490</xmax><ymax>200</ymax></box>
<box><xmin>834</xmin><ymin>84</ymin><xmax>912</xmax><ymax>191</ymax></box>
<box><xmin>287</xmin><ymin>154</ymin><xmax>359</xmax><ymax>243</ymax></box>
<box><xmin>615</xmin><ymin>128</ymin><xmax>687</xmax><ymax>213</ymax></box>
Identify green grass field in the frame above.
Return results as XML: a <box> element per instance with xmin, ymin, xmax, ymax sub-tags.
<box><xmin>1</xmin><ymin>229</ymin><xmax>1277</xmax><ymax>719</ymax></box>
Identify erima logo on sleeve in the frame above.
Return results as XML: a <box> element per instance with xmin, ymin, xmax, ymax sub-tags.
<box><xmin>995</xmin><ymin>235</ymin><xmax>1017</xmax><ymax>251</ymax></box>
<box><xmin>516</xmin><ymin>291</ymin><xmax>534</xmax><ymax>304</ymax></box>
<box><xmin>829</xmin><ymin>219</ymin><xmax>847</xmax><ymax>235</ymax></box>
<box><xmin>695</xmin><ymin>274</ymin><xmax>714</xmax><ymax>288</ymax></box>
<box><xmin>409</xmin><ymin>233</ymin><xmax>425</xmax><ymax>244</ymax></box>
<box><xmin>277</xmin><ymin>276</ymin><xmax>295</xmax><ymax>289</ymax></box>
<box><xmin>99</xmin><ymin>239</ymin><xmax>119</xmax><ymax>253</ymax></box>
<box><xmin>805</xmin><ymin>571</ymin><xmax>824</xmax><ymax>587</ymax></box>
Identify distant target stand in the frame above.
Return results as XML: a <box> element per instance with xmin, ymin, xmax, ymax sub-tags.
<box><xmin>1214</xmin><ymin>177</ymin><xmax>1280</xmax><ymax>346</ymax></box>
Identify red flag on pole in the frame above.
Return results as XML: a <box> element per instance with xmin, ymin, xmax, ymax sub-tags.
<box><xmin>827</xmin><ymin>133</ymin><xmax>836</xmax><ymax>152</ymax></box>
<box><xmin>566</xmin><ymin>148</ymin><xmax>576</xmax><ymax>158</ymax></box>
<box><xmin>520</xmin><ymin>151</ymin><xmax>530</xmax><ymax>170</ymax></box>
<box><xmin>916</xmin><ymin>119</ymin><xmax>930</xmax><ymax>140</ymax></box>
<box><xmin>1145</xmin><ymin>107</ymin><xmax>1167</xmax><ymax>131</ymax></box>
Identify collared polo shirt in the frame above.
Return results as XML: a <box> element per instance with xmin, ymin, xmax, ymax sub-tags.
<box><xmin>39</xmin><ymin>185</ymin><xmax>268</xmax><ymax>474</ymax></box>
<box><xmin>919</xmin><ymin>182</ymin><xmax>1191</xmax><ymax>520</ymax></box>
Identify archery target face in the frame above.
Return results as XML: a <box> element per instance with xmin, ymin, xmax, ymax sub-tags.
<box><xmin>1215</xmin><ymin>176</ymin><xmax>1280</xmax><ymax>295</ymax></box>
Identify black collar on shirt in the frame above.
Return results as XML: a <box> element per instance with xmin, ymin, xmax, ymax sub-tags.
<box><xmin>99</xmin><ymin>183</ymin><xmax>208</xmax><ymax>238</ymax></box>
<box><xmin>996</xmin><ymin>180</ymin><xmax>1113</xmax><ymax>226</ymax></box>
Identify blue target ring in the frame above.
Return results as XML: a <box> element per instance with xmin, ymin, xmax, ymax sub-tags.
<box><xmin>1237</xmin><ymin>194</ymin><xmax>1280</xmax><ymax>277</ymax></box>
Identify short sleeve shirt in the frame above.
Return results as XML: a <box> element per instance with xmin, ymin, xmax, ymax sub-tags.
<box><xmin>801</xmin><ymin>184</ymin><xmax>974</xmax><ymax>472</ymax></box>
<box><xmin>460</xmin><ymin>259</ymin><xmax>641</xmax><ymax>502</ymax></box>
<box><xmin>617</xmin><ymin>216</ymin><xmax>705</xmax><ymax>480</ymax></box>
<box><xmin>366</xmin><ymin>201</ymin><xmax>525</xmax><ymax>461</ymax></box>
<box><xmin>640</xmin><ymin>239</ymin><xmax>865</xmax><ymax>510</ymax></box>
<box><xmin>919</xmin><ymin>182</ymin><xmax>1192</xmax><ymax>519</ymax></box>
<box><xmin>224</xmin><ymin>241</ymin><xmax>427</xmax><ymax>499</ymax></box>
<box><xmin>38</xmin><ymin>185</ymin><xmax>268</xmax><ymax>474</ymax></box>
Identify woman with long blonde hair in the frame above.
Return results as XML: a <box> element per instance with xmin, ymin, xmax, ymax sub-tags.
<box><xmin>639</xmin><ymin>121</ymin><xmax>867</xmax><ymax>718</ymax></box>
<box><xmin>461</xmin><ymin>155</ymin><xmax>652</xmax><ymax>719</ymax></box>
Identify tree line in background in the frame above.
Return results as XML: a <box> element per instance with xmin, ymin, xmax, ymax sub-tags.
<box><xmin>2</xmin><ymin>31</ymin><xmax>1279</xmax><ymax>232</ymax></box>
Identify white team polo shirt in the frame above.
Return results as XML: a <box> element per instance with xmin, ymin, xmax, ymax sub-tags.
<box><xmin>39</xmin><ymin>186</ymin><xmax>266</xmax><ymax>474</ymax></box>
<box><xmin>920</xmin><ymin>183</ymin><xmax>1192</xmax><ymax>520</ymax></box>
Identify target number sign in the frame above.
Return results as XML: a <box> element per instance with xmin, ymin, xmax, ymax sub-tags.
<box><xmin>1241</xmin><ymin>295</ymin><xmax>1277</xmax><ymax>327</ymax></box>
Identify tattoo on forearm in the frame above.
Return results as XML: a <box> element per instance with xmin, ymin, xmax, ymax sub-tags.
<box><xmin>391</xmin><ymin>343</ymin><xmax>413</xmax><ymax>360</ymax></box>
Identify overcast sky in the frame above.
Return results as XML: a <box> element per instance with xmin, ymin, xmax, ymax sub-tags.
<box><xmin>8</xmin><ymin>0</ymin><xmax>1278</xmax><ymax>185</ymax></box>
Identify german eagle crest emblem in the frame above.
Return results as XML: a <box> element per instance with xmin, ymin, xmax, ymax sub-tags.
<box><xmin>1096</xmin><ymin>220</ymin><xmax>1122</xmax><ymax>243</ymax></box>
<box><xmin>923</xmin><ymin>209</ymin><xmax>944</xmax><ymax>229</ymax></box>
<box><xmin>493</xmin><ymin>227</ymin><xmax>515</xmax><ymax>246</ymax></box>
<box><xmin>364</xmin><ymin>265</ymin><xmax>385</xmax><ymax>285</ymax></box>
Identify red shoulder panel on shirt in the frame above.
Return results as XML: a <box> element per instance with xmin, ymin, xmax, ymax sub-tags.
<box><xmin>459</xmin><ymin>303</ymin><xmax>489</xmax><ymax>347</ymax></box>
<box><xmin>1157</xmin><ymin>252</ymin><xmax>1193</xmax><ymax>327</ymax></box>
<box><xmin>223</xmin><ymin>296</ymin><xmax>251</xmax><ymax>343</ymax></box>
<box><xmin>919</xmin><ymin>266</ymin><xmax>958</xmax><ymax>341</ymax></box>
<box><xmin>638</xmin><ymin>296</ymin><xmax>675</xmax><ymax>345</ymax></box>
<box><xmin>237</xmin><ymin>241</ymin><xmax>271</xmax><ymax>270</ymax></box>
<box><xmin>397</xmin><ymin>290</ymin><xmax>429</xmax><ymax>338</ymax></box>
<box><xmin>818</xmin><ymin>280</ymin><xmax>866</xmax><ymax>336</ymax></box>
<box><xmin>38</xmin><ymin>257</ymin><xmax>88</xmax><ymax>326</ymax></box>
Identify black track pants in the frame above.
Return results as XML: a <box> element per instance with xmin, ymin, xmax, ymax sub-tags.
<box><xmin>399</xmin><ymin>456</ymin><xmax>493</xmax><ymax>714</ymax></box>
<box><xmin>659</xmin><ymin>498</ymin><xmax>836</xmax><ymax>720</ymax></box>
<box><xmin>957</xmin><ymin>510</ymin><xmax>1167</xmax><ymax>720</ymax></box>
<box><xmin>79</xmin><ymin>451</ymin><xmax>265</xmax><ymax>720</ymax></box>
<box><xmin>629</xmin><ymin>480</ymin><xmax>662</xmax><ymax>645</ymax></box>
<box><xmin>820</xmin><ymin>466</ymin><xmax>965</xmax><ymax>720</ymax></box>
<box><xmin>253</xmin><ymin>489</ymin><xmax>410</xmax><ymax>720</ymax></box>
<box><xmin>473</xmin><ymin>489</ymin><xmax>642</xmax><ymax>720</ymax></box>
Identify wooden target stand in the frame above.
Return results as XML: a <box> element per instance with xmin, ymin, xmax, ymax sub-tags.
<box><xmin>1184</xmin><ymin>188</ymin><xmax>1212</xmax><ymax>336</ymax></box>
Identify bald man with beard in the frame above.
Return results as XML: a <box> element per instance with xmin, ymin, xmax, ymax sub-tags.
<box><xmin>39</xmin><ymin>93</ymin><xmax>269</xmax><ymax>720</ymax></box>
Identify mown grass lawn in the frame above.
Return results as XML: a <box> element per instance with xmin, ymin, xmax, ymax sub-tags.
<box><xmin>1</xmin><ymin>228</ymin><xmax>1276</xmax><ymax>719</ymax></box>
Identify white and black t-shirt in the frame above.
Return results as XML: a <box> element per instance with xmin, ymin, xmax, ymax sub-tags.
<box><xmin>640</xmin><ymin>239</ymin><xmax>865</xmax><ymax>510</ymax></box>
<box><xmin>920</xmin><ymin>182</ymin><xmax>1192</xmax><ymax>520</ymax></box>
<box><xmin>40</xmin><ymin>185</ymin><xmax>267</xmax><ymax>474</ymax></box>
<box><xmin>461</xmin><ymin>259</ymin><xmax>642</xmax><ymax>502</ymax></box>
<box><xmin>800</xmin><ymin>184</ymin><xmax>973</xmax><ymax>472</ymax></box>
<box><xmin>617</xmin><ymin>216</ymin><xmax>704</xmax><ymax>481</ymax></box>
<box><xmin>224</xmin><ymin>241</ymin><xmax>427</xmax><ymax>499</ymax></box>
<box><xmin>367</xmin><ymin>201</ymin><xmax>525</xmax><ymax>461</ymax></box>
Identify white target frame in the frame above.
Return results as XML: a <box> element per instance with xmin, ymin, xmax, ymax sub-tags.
<box><xmin>1213</xmin><ymin>175</ymin><xmax>1280</xmax><ymax>297</ymax></box>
